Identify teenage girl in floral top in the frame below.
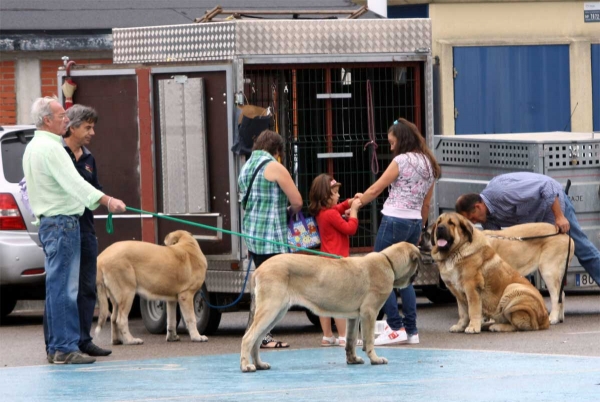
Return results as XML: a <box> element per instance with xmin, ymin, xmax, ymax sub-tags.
<box><xmin>309</xmin><ymin>174</ymin><xmax>362</xmax><ymax>346</ymax></box>
<box><xmin>359</xmin><ymin>118</ymin><xmax>441</xmax><ymax>346</ymax></box>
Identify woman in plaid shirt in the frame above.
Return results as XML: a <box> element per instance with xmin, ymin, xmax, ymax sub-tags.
<box><xmin>238</xmin><ymin>130</ymin><xmax>303</xmax><ymax>348</ymax></box>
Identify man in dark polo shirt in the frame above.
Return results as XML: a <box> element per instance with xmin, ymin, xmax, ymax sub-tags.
<box><xmin>43</xmin><ymin>104</ymin><xmax>112</xmax><ymax>358</ymax></box>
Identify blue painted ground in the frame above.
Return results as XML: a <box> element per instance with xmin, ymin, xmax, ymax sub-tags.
<box><xmin>1</xmin><ymin>348</ymin><xmax>599</xmax><ymax>402</ymax></box>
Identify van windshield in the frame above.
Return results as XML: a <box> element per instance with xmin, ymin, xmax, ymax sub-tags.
<box><xmin>1</xmin><ymin>130</ymin><xmax>34</xmax><ymax>184</ymax></box>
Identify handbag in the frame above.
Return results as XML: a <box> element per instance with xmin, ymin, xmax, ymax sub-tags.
<box><xmin>287</xmin><ymin>211</ymin><xmax>321</xmax><ymax>252</ymax></box>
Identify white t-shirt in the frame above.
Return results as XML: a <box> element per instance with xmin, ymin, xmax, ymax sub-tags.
<box><xmin>381</xmin><ymin>152</ymin><xmax>434</xmax><ymax>220</ymax></box>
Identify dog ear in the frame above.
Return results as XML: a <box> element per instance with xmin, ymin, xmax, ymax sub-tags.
<box><xmin>430</xmin><ymin>223</ymin><xmax>438</xmax><ymax>246</ymax></box>
<box><xmin>459</xmin><ymin>219</ymin><xmax>473</xmax><ymax>243</ymax></box>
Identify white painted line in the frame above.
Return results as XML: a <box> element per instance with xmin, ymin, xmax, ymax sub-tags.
<box><xmin>566</xmin><ymin>331</ymin><xmax>600</xmax><ymax>335</ymax></box>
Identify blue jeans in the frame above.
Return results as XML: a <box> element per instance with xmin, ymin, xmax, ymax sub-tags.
<box><xmin>40</xmin><ymin>215</ymin><xmax>81</xmax><ymax>354</ymax></box>
<box><xmin>374</xmin><ymin>215</ymin><xmax>422</xmax><ymax>336</ymax></box>
<box><xmin>563</xmin><ymin>195</ymin><xmax>600</xmax><ymax>285</ymax></box>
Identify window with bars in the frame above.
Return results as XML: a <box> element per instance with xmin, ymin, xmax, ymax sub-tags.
<box><xmin>243</xmin><ymin>63</ymin><xmax>424</xmax><ymax>251</ymax></box>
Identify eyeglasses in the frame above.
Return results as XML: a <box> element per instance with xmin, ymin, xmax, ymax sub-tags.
<box><xmin>54</xmin><ymin>113</ymin><xmax>67</xmax><ymax>120</ymax></box>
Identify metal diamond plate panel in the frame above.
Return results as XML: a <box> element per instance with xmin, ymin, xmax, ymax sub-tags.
<box><xmin>414</xmin><ymin>253</ymin><xmax>439</xmax><ymax>286</ymax></box>
<box><xmin>113</xmin><ymin>19</ymin><xmax>431</xmax><ymax>64</ymax></box>
<box><xmin>235</xmin><ymin>19</ymin><xmax>431</xmax><ymax>55</ymax></box>
<box><xmin>206</xmin><ymin>267</ymin><xmax>254</xmax><ymax>294</ymax></box>
<box><xmin>113</xmin><ymin>22</ymin><xmax>236</xmax><ymax>63</ymax></box>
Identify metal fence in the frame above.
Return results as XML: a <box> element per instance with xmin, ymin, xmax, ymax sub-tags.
<box><xmin>244</xmin><ymin>63</ymin><xmax>424</xmax><ymax>250</ymax></box>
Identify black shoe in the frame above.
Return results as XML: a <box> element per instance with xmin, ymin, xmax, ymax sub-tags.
<box><xmin>47</xmin><ymin>353</ymin><xmax>54</xmax><ymax>364</ymax></box>
<box><xmin>80</xmin><ymin>343</ymin><xmax>112</xmax><ymax>357</ymax></box>
<box><xmin>53</xmin><ymin>351</ymin><xmax>96</xmax><ymax>364</ymax></box>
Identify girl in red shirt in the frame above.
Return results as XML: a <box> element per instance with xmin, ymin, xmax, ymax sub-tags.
<box><xmin>308</xmin><ymin>173</ymin><xmax>362</xmax><ymax>346</ymax></box>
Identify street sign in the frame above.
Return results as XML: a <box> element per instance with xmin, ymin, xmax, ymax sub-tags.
<box><xmin>584</xmin><ymin>2</ymin><xmax>600</xmax><ymax>22</ymax></box>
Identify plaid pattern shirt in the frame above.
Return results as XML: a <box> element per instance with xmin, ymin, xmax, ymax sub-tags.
<box><xmin>239</xmin><ymin>150</ymin><xmax>289</xmax><ymax>254</ymax></box>
<box><xmin>480</xmin><ymin>172</ymin><xmax>565</xmax><ymax>230</ymax></box>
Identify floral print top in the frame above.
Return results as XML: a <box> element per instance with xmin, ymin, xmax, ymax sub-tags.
<box><xmin>381</xmin><ymin>152</ymin><xmax>434</xmax><ymax>219</ymax></box>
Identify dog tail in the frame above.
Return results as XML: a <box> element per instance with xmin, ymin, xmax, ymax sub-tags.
<box><xmin>94</xmin><ymin>265</ymin><xmax>110</xmax><ymax>337</ymax></box>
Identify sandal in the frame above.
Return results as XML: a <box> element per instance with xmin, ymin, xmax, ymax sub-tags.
<box><xmin>338</xmin><ymin>337</ymin><xmax>363</xmax><ymax>347</ymax></box>
<box><xmin>260</xmin><ymin>334</ymin><xmax>290</xmax><ymax>349</ymax></box>
<box><xmin>321</xmin><ymin>336</ymin><xmax>339</xmax><ymax>347</ymax></box>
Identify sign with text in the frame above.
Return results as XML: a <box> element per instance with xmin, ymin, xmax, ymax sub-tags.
<box><xmin>584</xmin><ymin>2</ymin><xmax>600</xmax><ymax>22</ymax></box>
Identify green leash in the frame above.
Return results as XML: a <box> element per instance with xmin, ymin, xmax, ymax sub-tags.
<box><xmin>106</xmin><ymin>206</ymin><xmax>341</xmax><ymax>259</ymax></box>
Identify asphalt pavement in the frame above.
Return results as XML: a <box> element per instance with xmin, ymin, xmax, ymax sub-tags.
<box><xmin>1</xmin><ymin>293</ymin><xmax>599</xmax><ymax>368</ymax></box>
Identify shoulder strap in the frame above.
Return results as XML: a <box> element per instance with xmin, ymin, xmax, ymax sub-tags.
<box><xmin>241</xmin><ymin>159</ymin><xmax>271</xmax><ymax>210</ymax></box>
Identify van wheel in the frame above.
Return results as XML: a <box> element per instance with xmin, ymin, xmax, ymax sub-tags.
<box><xmin>192</xmin><ymin>284</ymin><xmax>221</xmax><ymax>335</ymax></box>
<box><xmin>0</xmin><ymin>293</ymin><xmax>17</xmax><ymax>318</ymax></box>
<box><xmin>422</xmin><ymin>286</ymin><xmax>456</xmax><ymax>304</ymax></box>
<box><xmin>139</xmin><ymin>298</ymin><xmax>181</xmax><ymax>334</ymax></box>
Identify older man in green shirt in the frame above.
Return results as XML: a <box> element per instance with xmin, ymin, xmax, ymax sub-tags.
<box><xmin>23</xmin><ymin>97</ymin><xmax>126</xmax><ymax>364</ymax></box>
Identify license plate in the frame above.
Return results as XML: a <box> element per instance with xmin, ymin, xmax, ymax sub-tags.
<box><xmin>575</xmin><ymin>273</ymin><xmax>596</xmax><ymax>287</ymax></box>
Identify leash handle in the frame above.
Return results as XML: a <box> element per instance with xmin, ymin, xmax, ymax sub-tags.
<box><xmin>106</xmin><ymin>212</ymin><xmax>114</xmax><ymax>234</ymax></box>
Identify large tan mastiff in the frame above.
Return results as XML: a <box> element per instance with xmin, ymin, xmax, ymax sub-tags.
<box><xmin>483</xmin><ymin>223</ymin><xmax>574</xmax><ymax>324</ymax></box>
<box><xmin>95</xmin><ymin>230</ymin><xmax>208</xmax><ymax>345</ymax></box>
<box><xmin>422</xmin><ymin>222</ymin><xmax>573</xmax><ymax>324</ymax></box>
<box><xmin>431</xmin><ymin>213</ymin><xmax>550</xmax><ymax>333</ymax></box>
<box><xmin>240</xmin><ymin>242</ymin><xmax>422</xmax><ymax>373</ymax></box>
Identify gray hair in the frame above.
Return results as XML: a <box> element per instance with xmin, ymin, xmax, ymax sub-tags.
<box><xmin>30</xmin><ymin>96</ymin><xmax>59</xmax><ymax>128</ymax></box>
<box><xmin>66</xmin><ymin>104</ymin><xmax>98</xmax><ymax>131</ymax></box>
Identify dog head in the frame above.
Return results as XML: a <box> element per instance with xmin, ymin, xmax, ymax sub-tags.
<box><xmin>430</xmin><ymin>212</ymin><xmax>474</xmax><ymax>257</ymax></box>
<box><xmin>381</xmin><ymin>242</ymin><xmax>422</xmax><ymax>289</ymax></box>
<box><xmin>164</xmin><ymin>230</ymin><xmax>194</xmax><ymax>246</ymax></box>
<box><xmin>418</xmin><ymin>225</ymin><xmax>432</xmax><ymax>252</ymax></box>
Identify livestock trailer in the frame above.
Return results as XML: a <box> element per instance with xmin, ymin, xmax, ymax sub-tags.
<box><xmin>57</xmin><ymin>17</ymin><xmax>437</xmax><ymax>332</ymax></box>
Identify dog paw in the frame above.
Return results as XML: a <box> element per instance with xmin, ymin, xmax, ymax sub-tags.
<box><xmin>256</xmin><ymin>362</ymin><xmax>271</xmax><ymax>370</ymax></box>
<box><xmin>464</xmin><ymin>326</ymin><xmax>481</xmax><ymax>334</ymax></box>
<box><xmin>549</xmin><ymin>313</ymin><xmax>560</xmax><ymax>325</ymax></box>
<box><xmin>370</xmin><ymin>357</ymin><xmax>388</xmax><ymax>365</ymax></box>
<box><xmin>241</xmin><ymin>364</ymin><xmax>256</xmax><ymax>373</ymax></box>
<box><xmin>449</xmin><ymin>325</ymin><xmax>466</xmax><ymax>333</ymax></box>
<box><xmin>347</xmin><ymin>356</ymin><xmax>364</xmax><ymax>365</ymax></box>
<box><xmin>191</xmin><ymin>335</ymin><xmax>208</xmax><ymax>342</ymax></box>
<box><xmin>124</xmin><ymin>338</ymin><xmax>144</xmax><ymax>345</ymax></box>
<box><xmin>111</xmin><ymin>338</ymin><xmax>123</xmax><ymax>345</ymax></box>
<box><xmin>166</xmin><ymin>334</ymin><xmax>180</xmax><ymax>342</ymax></box>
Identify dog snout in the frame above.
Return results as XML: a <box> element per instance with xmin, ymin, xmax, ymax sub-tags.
<box><xmin>436</xmin><ymin>225</ymin><xmax>449</xmax><ymax>239</ymax></box>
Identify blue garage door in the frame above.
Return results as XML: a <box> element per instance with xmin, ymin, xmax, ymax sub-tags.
<box><xmin>454</xmin><ymin>45</ymin><xmax>571</xmax><ymax>134</ymax></box>
<box><xmin>593</xmin><ymin>44</ymin><xmax>600</xmax><ymax>132</ymax></box>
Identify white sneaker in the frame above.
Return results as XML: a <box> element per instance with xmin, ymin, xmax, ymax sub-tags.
<box><xmin>405</xmin><ymin>333</ymin><xmax>419</xmax><ymax>344</ymax></box>
<box><xmin>374</xmin><ymin>324</ymin><xmax>408</xmax><ymax>346</ymax></box>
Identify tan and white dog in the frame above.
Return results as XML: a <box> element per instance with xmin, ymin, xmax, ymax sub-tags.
<box><xmin>431</xmin><ymin>213</ymin><xmax>550</xmax><ymax>333</ymax></box>
<box><xmin>240</xmin><ymin>242</ymin><xmax>422</xmax><ymax>373</ymax></box>
<box><xmin>95</xmin><ymin>230</ymin><xmax>208</xmax><ymax>345</ymax></box>
<box><xmin>422</xmin><ymin>221</ymin><xmax>573</xmax><ymax>324</ymax></box>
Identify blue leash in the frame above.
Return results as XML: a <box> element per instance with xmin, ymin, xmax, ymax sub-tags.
<box><xmin>199</xmin><ymin>254</ymin><xmax>254</xmax><ymax>309</ymax></box>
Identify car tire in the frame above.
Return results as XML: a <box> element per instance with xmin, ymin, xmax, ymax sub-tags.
<box><xmin>0</xmin><ymin>293</ymin><xmax>17</xmax><ymax>319</ymax></box>
<box><xmin>139</xmin><ymin>297</ymin><xmax>181</xmax><ymax>334</ymax></box>
<box><xmin>191</xmin><ymin>284</ymin><xmax>222</xmax><ymax>336</ymax></box>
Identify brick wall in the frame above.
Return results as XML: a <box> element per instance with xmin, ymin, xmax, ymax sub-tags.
<box><xmin>0</xmin><ymin>60</ymin><xmax>16</xmax><ymax>125</ymax></box>
<box><xmin>40</xmin><ymin>58</ymin><xmax>113</xmax><ymax>98</ymax></box>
